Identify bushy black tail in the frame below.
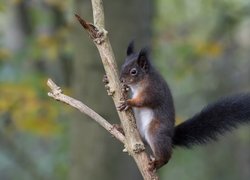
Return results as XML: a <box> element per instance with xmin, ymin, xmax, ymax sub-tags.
<box><xmin>173</xmin><ymin>93</ymin><xmax>250</xmax><ymax>148</ymax></box>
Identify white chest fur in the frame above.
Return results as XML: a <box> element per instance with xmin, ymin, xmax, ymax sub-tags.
<box><xmin>133</xmin><ymin>107</ymin><xmax>154</xmax><ymax>140</ymax></box>
<box><xmin>129</xmin><ymin>84</ymin><xmax>154</xmax><ymax>142</ymax></box>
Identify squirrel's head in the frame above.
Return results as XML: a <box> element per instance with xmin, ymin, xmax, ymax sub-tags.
<box><xmin>120</xmin><ymin>41</ymin><xmax>151</xmax><ymax>86</ymax></box>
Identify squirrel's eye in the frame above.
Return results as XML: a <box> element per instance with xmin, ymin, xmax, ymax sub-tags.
<box><xmin>130</xmin><ymin>68</ymin><xmax>137</xmax><ymax>76</ymax></box>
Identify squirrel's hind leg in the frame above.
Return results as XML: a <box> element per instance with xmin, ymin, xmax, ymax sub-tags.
<box><xmin>147</xmin><ymin>121</ymin><xmax>173</xmax><ymax>169</ymax></box>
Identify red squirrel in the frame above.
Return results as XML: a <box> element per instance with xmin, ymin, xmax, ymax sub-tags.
<box><xmin>118</xmin><ymin>41</ymin><xmax>250</xmax><ymax>170</ymax></box>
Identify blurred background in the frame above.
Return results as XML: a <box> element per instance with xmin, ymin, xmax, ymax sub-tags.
<box><xmin>0</xmin><ymin>0</ymin><xmax>250</xmax><ymax>180</ymax></box>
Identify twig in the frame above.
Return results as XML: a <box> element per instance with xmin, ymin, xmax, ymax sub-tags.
<box><xmin>47</xmin><ymin>79</ymin><xmax>125</xmax><ymax>144</ymax></box>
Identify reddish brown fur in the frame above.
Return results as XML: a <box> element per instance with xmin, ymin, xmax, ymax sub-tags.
<box><xmin>127</xmin><ymin>97</ymin><xmax>144</xmax><ymax>107</ymax></box>
<box><xmin>148</xmin><ymin>119</ymin><xmax>160</xmax><ymax>137</ymax></box>
<box><xmin>148</xmin><ymin>119</ymin><xmax>172</xmax><ymax>169</ymax></box>
<box><xmin>128</xmin><ymin>76</ymin><xmax>160</xmax><ymax>108</ymax></box>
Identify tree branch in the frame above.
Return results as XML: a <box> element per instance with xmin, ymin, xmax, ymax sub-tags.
<box><xmin>47</xmin><ymin>79</ymin><xmax>125</xmax><ymax>144</ymax></box>
<box><xmin>47</xmin><ymin>1</ymin><xmax>159</xmax><ymax>179</ymax></box>
<box><xmin>73</xmin><ymin>0</ymin><xmax>159</xmax><ymax>179</ymax></box>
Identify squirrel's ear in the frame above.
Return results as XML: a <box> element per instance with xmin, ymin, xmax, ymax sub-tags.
<box><xmin>127</xmin><ymin>41</ymin><xmax>135</xmax><ymax>56</ymax></box>
<box><xmin>137</xmin><ymin>47</ymin><xmax>150</xmax><ymax>72</ymax></box>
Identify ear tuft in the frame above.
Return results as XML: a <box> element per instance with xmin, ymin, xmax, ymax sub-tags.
<box><xmin>138</xmin><ymin>47</ymin><xmax>149</xmax><ymax>58</ymax></box>
<box><xmin>127</xmin><ymin>41</ymin><xmax>135</xmax><ymax>56</ymax></box>
<box><xmin>137</xmin><ymin>47</ymin><xmax>150</xmax><ymax>72</ymax></box>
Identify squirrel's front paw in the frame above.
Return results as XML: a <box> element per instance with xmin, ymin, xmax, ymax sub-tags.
<box><xmin>121</xmin><ymin>84</ymin><xmax>129</xmax><ymax>93</ymax></box>
<box><xmin>117</xmin><ymin>100</ymin><xmax>130</xmax><ymax>111</ymax></box>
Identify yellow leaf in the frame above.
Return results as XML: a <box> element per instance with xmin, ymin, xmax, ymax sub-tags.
<box><xmin>195</xmin><ymin>41</ymin><xmax>222</xmax><ymax>57</ymax></box>
<box><xmin>37</xmin><ymin>34</ymin><xmax>59</xmax><ymax>60</ymax></box>
<box><xmin>0</xmin><ymin>48</ymin><xmax>11</xmax><ymax>60</ymax></box>
<box><xmin>1</xmin><ymin>83</ymin><xmax>62</xmax><ymax>137</ymax></box>
<box><xmin>10</xmin><ymin>0</ymin><xmax>22</xmax><ymax>5</ymax></box>
<box><xmin>175</xmin><ymin>116</ymin><xmax>183</xmax><ymax>125</ymax></box>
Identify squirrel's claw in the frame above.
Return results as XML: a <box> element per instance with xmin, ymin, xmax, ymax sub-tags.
<box><xmin>121</xmin><ymin>84</ymin><xmax>130</xmax><ymax>93</ymax></box>
<box><xmin>148</xmin><ymin>155</ymin><xmax>156</xmax><ymax>172</ymax></box>
<box><xmin>149</xmin><ymin>155</ymin><xmax>156</xmax><ymax>162</ymax></box>
<box><xmin>117</xmin><ymin>100</ymin><xmax>130</xmax><ymax>111</ymax></box>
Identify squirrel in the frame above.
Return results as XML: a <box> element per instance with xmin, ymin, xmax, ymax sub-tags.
<box><xmin>117</xmin><ymin>41</ymin><xmax>250</xmax><ymax>170</ymax></box>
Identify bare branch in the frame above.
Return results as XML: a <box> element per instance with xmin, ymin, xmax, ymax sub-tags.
<box><xmin>74</xmin><ymin>0</ymin><xmax>159</xmax><ymax>179</ymax></box>
<box><xmin>91</xmin><ymin>0</ymin><xmax>105</xmax><ymax>27</ymax></box>
<box><xmin>47</xmin><ymin>79</ymin><xmax>125</xmax><ymax>144</ymax></box>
